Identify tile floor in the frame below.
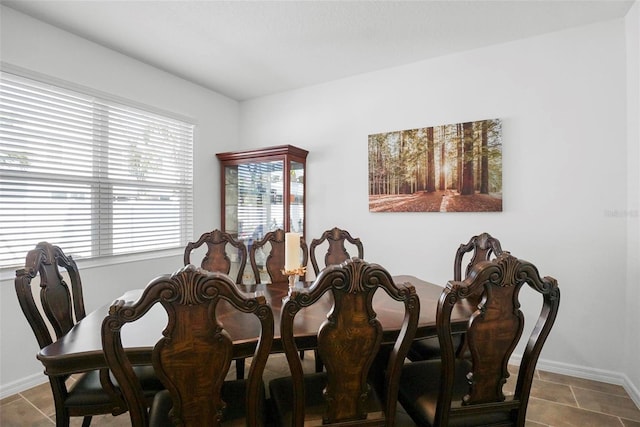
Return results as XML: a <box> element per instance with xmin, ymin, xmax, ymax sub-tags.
<box><xmin>1</xmin><ymin>354</ymin><xmax>639</xmax><ymax>427</ymax></box>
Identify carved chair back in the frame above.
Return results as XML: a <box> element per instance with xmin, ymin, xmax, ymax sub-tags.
<box><xmin>184</xmin><ymin>229</ymin><xmax>247</xmax><ymax>284</ymax></box>
<box><xmin>250</xmin><ymin>228</ymin><xmax>308</xmax><ymax>284</ymax></box>
<box><xmin>15</xmin><ymin>241</ymin><xmax>85</xmax><ymax>350</ymax></box>
<box><xmin>15</xmin><ymin>242</ymin><xmax>138</xmax><ymax>427</ymax></box>
<box><xmin>309</xmin><ymin>227</ymin><xmax>364</xmax><ymax>276</ymax></box>
<box><xmin>408</xmin><ymin>233</ymin><xmax>503</xmax><ymax>363</ymax></box>
<box><xmin>273</xmin><ymin>258</ymin><xmax>419</xmax><ymax>426</ymax></box>
<box><xmin>102</xmin><ymin>265</ymin><xmax>274</xmax><ymax>427</ymax></box>
<box><xmin>454</xmin><ymin>232</ymin><xmax>503</xmax><ymax>281</ymax></box>
<box><xmin>400</xmin><ymin>252</ymin><xmax>560</xmax><ymax>427</ymax></box>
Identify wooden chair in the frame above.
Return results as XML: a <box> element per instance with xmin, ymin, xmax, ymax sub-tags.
<box><xmin>309</xmin><ymin>227</ymin><xmax>364</xmax><ymax>276</ymax></box>
<box><xmin>398</xmin><ymin>252</ymin><xmax>560</xmax><ymax>427</ymax></box>
<box><xmin>14</xmin><ymin>242</ymin><xmax>163</xmax><ymax>427</ymax></box>
<box><xmin>408</xmin><ymin>232</ymin><xmax>503</xmax><ymax>361</ymax></box>
<box><xmin>102</xmin><ymin>265</ymin><xmax>274</xmax><ymax>427</ymax></box>
<box><xmin>184</xmin><ymin>229</ymin><xmax>247</xmax><ymax>284</ymax></box>
<box><xmin>185</xmin><ymin>229</ymin><xmax>249</xmax><ymax>379</ymax></box>
<box><xmin>269</xmin><ymin>258</ymin><xmax>420</xmax><ymax>426</ymax></box>
<box><xmin>249</xmin><ymin>228</ymin><xmax>308</xmax><ymax>284</ymax></box>
<box><xmin>454</xmin><ymin>232</ymin><xmax>504</xmax><ymax>282</ymax></box>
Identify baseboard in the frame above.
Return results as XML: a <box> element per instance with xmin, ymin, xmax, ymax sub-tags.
<box><xmin>512</xmin><ymin>355</ymin><xmax>640</xmax><ymax>408</ymax></box>
<box><xmin>0</xmin><ymin>372</ymin><xmax>48</xmax><ymax>399</ymax></box>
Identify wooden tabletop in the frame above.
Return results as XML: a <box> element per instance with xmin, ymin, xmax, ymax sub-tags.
<box><xmin>37</xmin><ymin>275</ymin><xmax>472</xmax><ymax>377</ymax></box>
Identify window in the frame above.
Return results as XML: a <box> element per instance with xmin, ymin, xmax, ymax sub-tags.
<box><xmin>0</xmin><ymin>70</ymin><xmax>194</xmax><ymax>269</ymax></box>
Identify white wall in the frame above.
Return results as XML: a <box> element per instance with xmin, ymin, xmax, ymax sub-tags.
<box><xmin>240</xmin><ymin>18</ymin><xmax>637</xmax><ymax>398</ymax></box>
<box><xmin>626</xmin><ymin>0</ymin><xmax>640</xmax><ymax>403</ymax></box>
<box><xmin>0</xmin><ymin>6</ymin><xmax>238</xmax><ymax>396</ymax></box>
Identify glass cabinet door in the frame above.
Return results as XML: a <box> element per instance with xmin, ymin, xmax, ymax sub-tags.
<box><xmin>217</xmin><ymin>145</ymin><xmax>308</xmax><ymax>283</ymax></box>
<box><xmin>224</xmin><ymin>159</ymin><xmax>284</xmax><ymax>243</ymax></box>
<box><xmin>289</xmin><ymin>160</ymin><xmax>305</xmax><ymax>234</ymax></box>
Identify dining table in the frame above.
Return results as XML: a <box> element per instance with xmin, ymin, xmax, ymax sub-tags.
<box><xmin>37</xmin><ymin>275</ymin><xmax>473</xmax><ymax>378</ymax></box>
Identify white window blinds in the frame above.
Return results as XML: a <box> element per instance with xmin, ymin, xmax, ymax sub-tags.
<box><xmin>0</xmin><ymin>70</ymin><xmax>194</xmax><ymax>269</ymax></box>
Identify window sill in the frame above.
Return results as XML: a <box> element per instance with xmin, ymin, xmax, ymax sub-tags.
<box><xmin>0</xmin><ymin>248</ymin><xmax>183</xmax><ymax>282</ymax></box>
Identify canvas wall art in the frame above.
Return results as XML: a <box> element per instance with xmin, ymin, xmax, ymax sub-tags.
<box><xmin>368</xmin><ymin>118</ymin><xmax>502</xmax><ymax>212</ymax></box>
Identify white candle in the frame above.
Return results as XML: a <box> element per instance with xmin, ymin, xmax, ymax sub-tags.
<box><xmin>284</xmin><ymin>232</ymin><xmax>301</xmax><ymax>271</ymax></box>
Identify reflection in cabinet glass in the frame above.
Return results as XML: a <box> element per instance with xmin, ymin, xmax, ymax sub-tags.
<box><xmin>217</xmin><ymin>145</ymin><xmax>308</xmax><ymax>283</ymax></box>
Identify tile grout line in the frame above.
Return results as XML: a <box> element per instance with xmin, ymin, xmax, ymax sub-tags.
<box><xmin>17</xmin><ymin>393</ymin><xmax>55</xmax><ymax>425</ymax></box>
<box><xmin>569</xmin><ymin>385</ymin><xmax>581</xmax><ymax>409</ymax></box>
<box><xmin>536</xmin><ymin>376</ymin><xmax>629</xmax><ymax>397</ymax></box>
<box><xmin>570</xmin><ymin>383</ymin><xmax>638</xmax><ymax>401</ymax></box>
<box><xmin>532</xmin><ymin>391</ymin><xmax>640</xmax><ymax>423</ymax></box>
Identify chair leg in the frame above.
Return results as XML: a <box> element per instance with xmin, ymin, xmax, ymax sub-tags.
<box><xmin>50</xmin><ymin>378</ymin><xmax>71</xmax><ymax>427</ymax></box>
<box><xmin>236</xmin><ymin>358</ymin><xmax>245</xmax><ymax>379</ymax></box>
<box><xmin>81</xmin><ymin>416</ymin><xmax>93</xmax><ymax>427</ymax></box>
<box><xmin>314</xmin><ymin>350</ymin><xmax>323</xmax><ymax>372</ymax></box>
<box><xmin>54</xmin><ymin>414</ymin><xmax>71</xmax><ymax>427</ymax></box>
<box><xmin>54</xmin><ymin>412</ymin><xmax>71</xmax><ymax>427</ymax></box>
<box><xmin>299</xmin><ymin>350</ymin><xmax>305</xmax><ymax>360</ymax></box>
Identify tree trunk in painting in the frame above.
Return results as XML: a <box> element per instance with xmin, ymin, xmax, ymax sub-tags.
<box><xmin>476</xmin><ymin>130</ymin><xmax>482</xmax><ymax>192</ymax></box>
<box><xmin>461</xmin><ymin>121</ymin><xmax>475</xmax><ymax>195</ymax></box>
<box><xmin>426</xmin><ymin>127</ymin><xmax>436</xmax><ymax>192</ymax></box>
<box><xmin>399</xmin><ymin>132</ymin><xmax>405</xmax><ymax>194</ymax></box>
<box><xmin>456</xmin><ymin>123</ymin><xmax>463</xmax><ymax>193</ymax></box>
<box><xmin>480</xmin><ymin>120</ymin><xmax>489</xmax><ymax>194</ymax></box>
<box><xmin>439</xmin><ymin>127</ymin><xmax>445</xmax><ymax>190</ymax></box>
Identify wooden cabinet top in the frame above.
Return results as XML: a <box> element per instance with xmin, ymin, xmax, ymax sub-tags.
<box><xmin>216</xmin><ymin>145</ymin><xmax>308</xmax><ymax>164</ymax></box>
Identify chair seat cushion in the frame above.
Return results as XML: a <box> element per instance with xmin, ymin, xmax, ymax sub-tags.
<box><xmin>149</xmin><ymin>379</ymin><xmax>266</xmax><ymax>426</ymax></box>
<box><xmin>65</xmin><ymin>365</ymin><xmax>164</xmax><ymax>408</ymax></box>
<box><xmin>407</xmin><ymin>334</ymin><xmax>463</xmax><ymax>361</ymax></box>
<box><xmin>398</xmin><ymin>360</ymin><xmax>512</xmax><ymax>427</ymax></box>
<box><xmin>269</xmin><ymin>372</ymin><xmax>383</xmax><ymax>426</ymax></box>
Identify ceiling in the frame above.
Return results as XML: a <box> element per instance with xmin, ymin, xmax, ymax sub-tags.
<box><xmin>2</xmin><ymin>0</ymin><xmax>634</xmax><ymax>101</ymax></box>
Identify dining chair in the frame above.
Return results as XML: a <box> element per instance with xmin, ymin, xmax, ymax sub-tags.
<box><xmin>398</xmin><ymin>252</ymin><xmax>560</xmax><ymax>427</ymax></box>
<box><xmin>102</xmin><ymin>264</ymin><xmax>274</xmax><ymax>427</ymax></box>
<box><xmin>268</xmin><ymin>257</ymin><xmax>420</xmax><ymax>426</ymax></box>
<box><xmin>307</xmin><ymin>227</ymin><xmax>365</xmax><ymax>373</ymax></box>
<box><xmin>249</xmin><ymin>228</ymin><xmax>308</xmax><ymax>285</ymax></box>
<box><xmin>453</xmin><ymin>232</ymin><xmax>504</xmax><ymax>282</ymax></box>
<box><xmin>309</xmin><ymin>227</ymin><xmax>364</xmax><ymax>276</ymax></box>
<box><xmin>184</xmin><ymin>229</ymin><xmax>249</xmax><ymax>379</ymax></box>
<box><xmin>183</xmin><ymin>229</ymin><xmax>247</xmax><ymax>284</ymax></box>
<box><xmin>407</xmin><ymin>232</ymin><xmax>503</xmax><ymax>361</ymax></box>
<box><xmin>249</xmin><ymin>228</ymin><xmax>311</xmax><ymax>368</ymax></box>
<box><xmin>14</xmin><ymin>242</ymin><xmax>163</xmax><ymax>427</ymax></box>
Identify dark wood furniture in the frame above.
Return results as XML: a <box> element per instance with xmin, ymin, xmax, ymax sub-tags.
<box><xmin>183</xmin><ymin>229</ymin><xmax>247</xmax><ymax>284</ymax></box>
<box><xmin>311</xmin><ymin>228</ymin><xmax>368</xmax><ymax>375</ymax></box>
<box><xmin>249</xmin><ymin>228</ymin><xmax>308</xmax><ymax>284</ymax></box>
<box><xmin>309</xmin><ymin>227</ymin><xmax>364</xmax><ymax>276</ymax></box>
<box><xmin>454</xmin><ymin>232</ymin><xmax>503</xmax><ymax>281</ymax></box>
<box><xmin>269</xmin><ymin>258</ymin><xmax>419</xmax><ymax>426</ymax></box>
<box><xmin>102</xmin><ymin>265</ymin><xmax>273</xmax><ymax>426</ymax></box>
<box><xmin>249</xmin><ymin>228</ymin><xmax>310</xmax><ymax>369</ymax></box>
<box><xmin>408</xmin><ymin>232</ymin><xmax>503</xmax><ymax>361</ymax></box>
<box><xmin>14</xmin><ymin>242</ymin><xmax>163</xmax><ymax>427</ymax></box>
<box><xmin>37</xmin><ymin>275</ymin><xmax>470</xmax><ymax>379</ymax></box>
<box><xmin>217</xmin><ymin>145</ymin><xmax>308</xmax><ymax>284</ymax></box>
<box><xmin>183</xmin><ymin>229</ymin><xmax>250</xmax><ymax>379</ymax></box>
<box><xmin>398</xmin><ymin>252</ymin><xmax>560</xmax><ymax>427</ymax></box>
<box><xmin>308</xmin><ymin>227</ymin><xmax>364</xmax><ymax>372</ymax></box>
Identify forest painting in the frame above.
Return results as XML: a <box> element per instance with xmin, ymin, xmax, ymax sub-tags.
<box><xmin>368</xmin><ymin>118</ymin><xmax>502</xmax><ymax>212</ymax></box>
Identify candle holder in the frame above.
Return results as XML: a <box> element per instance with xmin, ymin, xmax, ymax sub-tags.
<box><xmin>281</xmin><ymin>266</ymin><xmax>306</xmax><ymax>291</ymax></box>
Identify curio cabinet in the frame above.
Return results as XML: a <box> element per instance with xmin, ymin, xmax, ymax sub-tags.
<box><xmin>216</xmin><ymin>145</ymin><xmax>308</xmax><ymax>283</ymax></box>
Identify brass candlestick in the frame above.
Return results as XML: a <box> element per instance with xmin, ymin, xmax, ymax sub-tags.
<box><xmin>281</xmin><ymin>266</ymin><xmax>306</xmax><ymax>291</ymax></box>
